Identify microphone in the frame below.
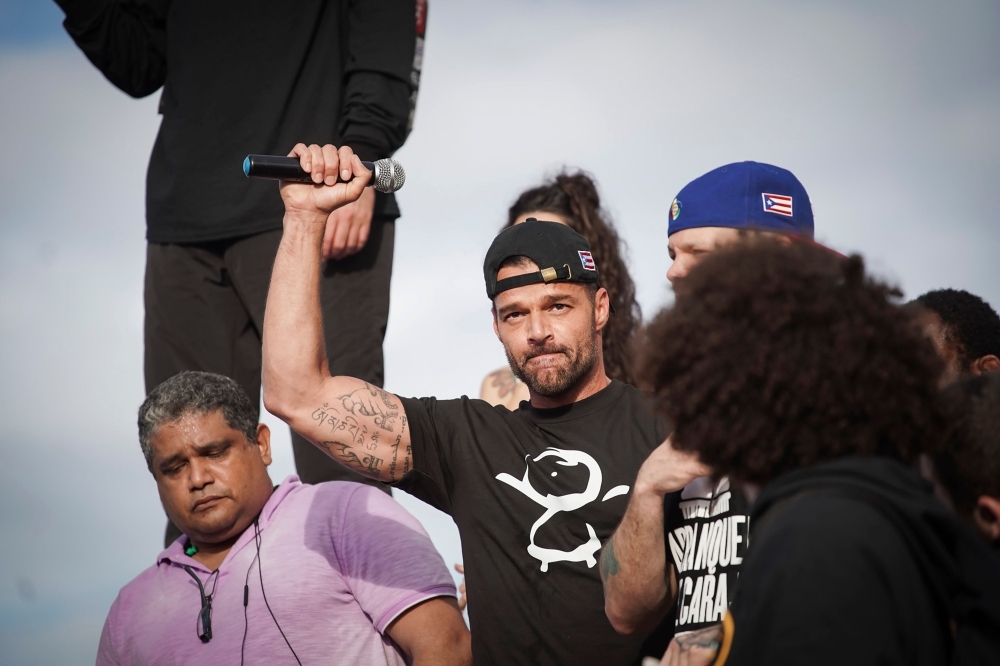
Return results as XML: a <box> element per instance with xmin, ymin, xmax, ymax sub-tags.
<box><xmin>243</xmin><ymin>154</ymin><xmax>405</xmax><ymax>194</ymax></box>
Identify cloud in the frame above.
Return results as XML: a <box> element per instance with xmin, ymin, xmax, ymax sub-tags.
<box><xmin>1</xmin><ymin>0</ymin><xmax>998</xmax><ymax>662</ymax></box>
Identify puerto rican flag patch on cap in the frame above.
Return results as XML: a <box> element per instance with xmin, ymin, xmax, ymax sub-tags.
<box><xmin>578</xmin><ymin>250</ymin><xmax>596</xmax><ymax>271</ymax></box>
<box><xmin>762</xmin><ymin>193</ymin><xmax>793</xmax><ymax>217</ymax></box>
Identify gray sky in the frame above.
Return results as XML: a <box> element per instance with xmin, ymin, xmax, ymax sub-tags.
<box><xmin>1</xmin><ymin>0</ymin><xmax>998</xmax><ymax>662</ymax></box>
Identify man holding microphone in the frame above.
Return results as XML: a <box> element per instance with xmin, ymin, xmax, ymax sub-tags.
<box><xmin>261</xmin><ymin>142</ymin><xmax>707</xmax><ymax>664</ymax></box>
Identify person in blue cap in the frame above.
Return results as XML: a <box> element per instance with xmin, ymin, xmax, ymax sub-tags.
<box><xmin>601</xmin><ymin>162</ymin><xmax>816</xmax><ymax>664</ymax></box>
<box><xmin>665</xmin><ymin>161</ymin><xmax>814</xmax><ymax>282</ymax></box>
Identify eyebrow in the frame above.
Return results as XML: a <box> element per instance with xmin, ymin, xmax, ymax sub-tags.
<box><xmin>498</xmin><ymin>292</ymin><xmax>576</xmax><ymax>317</ymax></box>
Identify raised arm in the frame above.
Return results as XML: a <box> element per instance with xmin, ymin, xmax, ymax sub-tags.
<box><xmin>601</xmin><ymin>438</ymin><xmax>708</xmax><ymax>635</ymax></box>
<box><xmin>262</xmin><ymin>143</ymin><xmax>412</xmax><ymax>483</ymax></box>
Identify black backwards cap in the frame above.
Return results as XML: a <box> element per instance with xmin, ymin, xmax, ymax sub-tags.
<box><xmin>484</xmin><ymin>218</ymin><xmax>607</xmax><ymax>304</ymax></box>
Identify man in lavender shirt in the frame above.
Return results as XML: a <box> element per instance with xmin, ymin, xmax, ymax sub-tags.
<box><xmin>97</xmin><ymin>371</ymin><xmax>470</xmax><ymax>665</ymax></box>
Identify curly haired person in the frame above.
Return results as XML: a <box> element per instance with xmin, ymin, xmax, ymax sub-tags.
<box><xmin>638</xmin><ymin>239</ymin><xmax>1000</xmax><ymax>665</ymax></box>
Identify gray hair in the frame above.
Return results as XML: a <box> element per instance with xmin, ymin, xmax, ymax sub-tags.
<box><xmin>138</xmin><ymin>371</ymin><xmax>258</xmax><ymax>471</ymax></box>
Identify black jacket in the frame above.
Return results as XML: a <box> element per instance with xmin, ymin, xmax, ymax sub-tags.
<box><xmin>56</xmin><ymin>0</ymin><xmax>424</xmax><ymax>243</ymax></box>
<box><xmin>721</xmin><ymin>457</ymin><xmax>1000</xmax><ymax>666</ymax></box>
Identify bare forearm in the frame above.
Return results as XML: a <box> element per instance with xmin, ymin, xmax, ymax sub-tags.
<box><xmin>601</xmin><ymin>487</ymin><xmax>672</xmax><ymax>635</ymax></box>
<box><xmin>262</xmin><ymin>214</ymin><xmax>411</xmax><ymax>483</ymax></box>
<box><xmin>262</xmin><ymin>215</ymin><xmax>330</xmax><ymax>413</ymax></box>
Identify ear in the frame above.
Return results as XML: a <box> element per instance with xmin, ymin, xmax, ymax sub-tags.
<box><xmin>492</xmin><ymin>306</ymin><xmax>501</xmax><ymax>340</ymax></box>
<box><xmin>255</xmin><ymin>423</ymin><xmax>273</xmax><ymax>466</ymax></box>
<box><xmin>972</xmin><ymin>355</ymin><xmax>1000</xmax><ymax>374</ymax></box>
<box><xmin>594</xmin><ymin>287</ymin><xmax>611</xmax><ymax>332</ymax></box>
<box><xmin>973</xmin><ymin>495</ymin><xmax>1000</xmax><ymax>543</ymax></box>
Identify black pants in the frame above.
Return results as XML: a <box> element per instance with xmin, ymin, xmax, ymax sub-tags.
<box><xmin>144</xmin><ymin>222</ymin><xmax>394</xmax><ymax>546</ymax></box>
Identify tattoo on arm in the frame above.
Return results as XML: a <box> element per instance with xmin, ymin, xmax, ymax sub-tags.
<box><xmin>320</xmin><ymin>441</ymin><xmax>384</xmax><ymax>475</ymax></box>
<box><xmin>674</xmin><ymin>624</ymin><xmax>722</xmax><ymax>652</ymax></box>
<box><xmin>600</xmin><ymin>536</ymin><xmax>621</xmax><ymax>582</ymax></box>
<box><xmin>310</xmin><ymin>383</ymin><xmax>411</xmax><ymax>482</ymax></box>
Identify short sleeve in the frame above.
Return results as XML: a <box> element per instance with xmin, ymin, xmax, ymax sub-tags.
<box><xmin>724</xmin><ymin>496</ymin><xmax>909</xmax><ymax>666</ymax></box>
<box><xmin>395</xmin><ymin>396</ymin><xmax>468</xmax><ymax>513</ymax></box>
<box><xmin>335</xmin><ymin>484</ymin><xmax>456</xmax><ymax>633</ymax></box>
<box><xmin>95</xmin><ymin>594</ymin><xmax>123</xmax><ymax>666</ymax></box>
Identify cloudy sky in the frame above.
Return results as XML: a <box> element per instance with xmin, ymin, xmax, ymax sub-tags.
<box><xmin>1</xmin><ymin>0</ymin><xmax>998</xmax><ymax>662</ymax></box>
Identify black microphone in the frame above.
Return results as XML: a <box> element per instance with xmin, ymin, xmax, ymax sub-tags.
<box><xmin>243</xmin><ymin>154</ymin><xmax>405</xmax><ymax>194</ymax></box>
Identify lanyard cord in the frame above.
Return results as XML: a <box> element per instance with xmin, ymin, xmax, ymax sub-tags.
<box><xmin>240</xmin><ymin>518</ymin><xmax>302</xmax><ymax>666</ymax></box>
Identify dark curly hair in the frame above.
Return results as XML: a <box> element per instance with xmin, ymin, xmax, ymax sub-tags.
<box><xmin>636</xmin><ymin>239</ymin><xmax>948</xmax><ymax>485</ymax></box>
<box><xmin>914</xmin><ymin>289</ymin><xmax>1000</xmax><ymax>369</ymax></box>
<box><xmin>935</xmin><ymin>373</ymin><xmax>1000</xmax><ymax>512</ymax></box>
<box><xmin>508</xmin><ymin>171</ymin><xmax>641</xmax><ymax>384</ymax></box>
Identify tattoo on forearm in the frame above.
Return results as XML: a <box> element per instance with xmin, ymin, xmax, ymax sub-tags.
<box><xmin>321</xmin><ymin>440</ymin><xmax>383</xmax><ymax>475</ymax></box>
<box><xmin>600</xmin><ymin>537</ymin><xmax>621</xmax><ymax>581</ymax></box>
<box><xmin>310</xmin><ymin>384</ymin><xmax>410</xmax><ymax>482</ymax></box>
<box><xmin>337</xmin><ymin>383</ymin><xmax>400</xmax><ymax>432</ymax></box>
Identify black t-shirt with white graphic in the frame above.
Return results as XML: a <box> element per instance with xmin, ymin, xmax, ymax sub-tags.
<box><xmin>396</xmin><ymin>380</ymin><xmax>670</xmax><ymax>666</ymax></box>
<box><xmin>664</xmin><ymin>476</ymin><xmax>751</xmax><ymax>633</ymax></box>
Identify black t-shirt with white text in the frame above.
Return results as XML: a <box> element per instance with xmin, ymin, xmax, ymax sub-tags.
<box><xmin>664</xmin><ymin>476</ymin><xmax>751</xmax><ymax>633</ymax></box>
<box><xmin>396</xmin><ymin>380</ymin><xmax>670</xmax><ymax>666</ymax></box>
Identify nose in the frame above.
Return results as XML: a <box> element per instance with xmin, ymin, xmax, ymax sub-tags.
<box><xmin>666</xmin><ymin>259</ymin><xmax>686</xmax><ymax>283</ymax></box>
<box><xmin>526</xmin><ymin>312</ymin><xmax>554</xmax><ymax>345</ymax></box>
<box><xmin>187</xmin><ymin>458</ymin><xmax>214</xmax><ymax>491</ymax></box>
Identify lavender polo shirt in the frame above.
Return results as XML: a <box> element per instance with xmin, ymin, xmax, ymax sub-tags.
<box><xmin>96</xmin><ymin>477</ymin><xmax>456</xmax><ymax>665</ymax></box>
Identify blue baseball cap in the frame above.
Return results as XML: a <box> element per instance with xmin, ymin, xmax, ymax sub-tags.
<box><xmin>668</xmin><ymin>161</ymin><xmax>814</xmax><ymax>239</ymax></box>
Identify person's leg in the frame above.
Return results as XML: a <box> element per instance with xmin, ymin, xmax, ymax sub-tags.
<box><xmin>144</xmin><ymin>241</ymin><xmax>261</xmax><ymax>546</ymax></box>
<box><xmin>225</xmin><ymin>223</ymin><xmax>394</xmax><ymax>489</ymax></box>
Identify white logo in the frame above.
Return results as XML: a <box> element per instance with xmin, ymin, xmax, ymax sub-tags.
<box><xmin>496</xmin><ymin>447</ymin><xmax>628</xmax><ymax>572</ymax></box>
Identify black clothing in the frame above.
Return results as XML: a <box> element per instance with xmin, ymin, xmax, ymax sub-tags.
<box><xmin>396</xmin><ymin>380</ymin><xmax>671</xmax><ymax>665</ymax></box>
<box><xmin>721</xmin><ymin>457</ymin><xmax>1000</xmax><ymax>666</ymax></box>
<box><xmin>145</xmin><ymin>224</ymin><xmax>394</xmax><ymax>545</ymax></box>
<box><xmin>56</xmin><ymin>0</ymin><xmax>421</xmax><ymax>243</ymax></box>
<box><xmin>57</xmin><ymin>0</ymin><xmax>418</xmax><ymax>531</ymax></box>
<box><xmin>664</xmin><ymin>476</ymin><xmax>750</xmax><ymax>633</ymax></box>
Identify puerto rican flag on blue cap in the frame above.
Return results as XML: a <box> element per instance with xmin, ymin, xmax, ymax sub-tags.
<box><xmin>668</xmin><ymin>161</ymin><xmax>814</xmax><ymax>238</ymax></box>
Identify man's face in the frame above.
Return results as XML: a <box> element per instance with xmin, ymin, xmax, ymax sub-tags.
<box><xmin>667</xmin><ymin>227</ymin><xmax>743</xmax><ymax>283</ymax></box>
<box><xmin>492</xmin><ymin>259</ymin><xmax>608</xmax><ymax>397</ymax></box>
<box><xmin>915</xmin><ymin>309</ymin><xmax>965</xmax><ymax>385</ymax></box>
<box><xmin>150</xmin><ymin>410</ymin><xmax>273</xmax><ymax>544</ymax></box>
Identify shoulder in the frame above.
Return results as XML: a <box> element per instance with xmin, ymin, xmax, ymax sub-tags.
<box><xmin>740</xmin><ymin>490</ymin><xmax>915</xmax><ymax>598</ymax></box>
<box><xmin>399</xmin><ymin>393</ymin><xmax>520</xmax><ymax>427</ymax></box>
<box><xmin>315</xmin><ymin>481</ymin><xmax>430</xmax><ymax>537</ymax></box>
<box><xmin>479</xmin><ymin>367</ymin><xmax>528</xmax><ymax>409</ymax></box>
<box><xmin>114</xmin><ymin>561</ymin><xmax>165</xmax><ymax>606</ymax></box>
<box><xmin>757</xmin><ymin>490</ymin><xmax>904</xmax><ymax>553</ymax></box>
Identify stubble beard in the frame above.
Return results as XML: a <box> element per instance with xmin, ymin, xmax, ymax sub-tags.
<box><xmin>506</xmin><ymin>326</ymin><xmax>599</xmax><ymax>398</ymax></box>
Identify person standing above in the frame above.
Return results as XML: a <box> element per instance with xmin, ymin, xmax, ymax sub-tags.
<box><xmin>54</xmin><ymin>0</ymin><xmax>427</xmax><ymax>543</ymax></box>
<box><xmin>638</xmin><ymin>240</ymin><xmax>1000</xmax><ymax>665</ymax></box>
<box><xmin>601</xmin><ymin>162</ymin><xmax>815</xmax><ymax>652</ymax></box>
<box><xmin>260</xmin><ymin>144</ymin><xmax>706</xmax><ymax>665</ymax></box>
<box><xmin>98</xmin><ymin>371</ymin><xmax>469</xmax><ymax>666</ymax></box>
<box><xmin>911</xmin><ymin>288</ymin><xmax>1000</xmax><ymax>384</ymax></box>
<box><xmin>480</xmin><ymin>172</ymin><xmax>642</xmax><ymax>408</ymax></box>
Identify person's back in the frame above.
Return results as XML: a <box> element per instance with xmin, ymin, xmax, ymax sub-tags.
<box><xmin>633</xmin><ymin>240</ymin><xmax>1000</xmax><ymax>665</ymax></box>
<box><xmin>726</xmin><ymin>457</ymin><xmax>951</xmax><ymax>666</ymax></box>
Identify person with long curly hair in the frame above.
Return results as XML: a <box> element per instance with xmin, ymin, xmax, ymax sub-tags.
<box><xmin>479</xmin><ymin>171</ymin><xmax>642</xmax><ymax>409</ymax></box>
<box><xmin>635</xmin><ymin>240</ymin><xmax>1000</xmax><ymax>665</ymax></box>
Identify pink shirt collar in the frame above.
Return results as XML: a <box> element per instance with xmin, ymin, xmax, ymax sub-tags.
<box><xmin>156</xmin><ymin>475</ymin><xmax>301</xmax><ymax>572</ymax></box>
